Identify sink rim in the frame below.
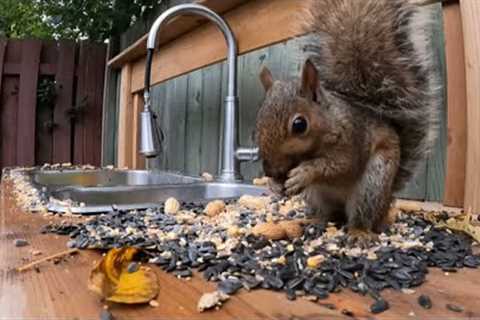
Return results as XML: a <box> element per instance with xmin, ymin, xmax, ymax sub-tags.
<box><xmin>46</xmin><ymin>181</ymin><xmax>270</xmax><ymax>215</ymax></box>
<box><xmin>27</xmin><ymin>168</ymin><xmax>203</xmax><ymax>189</ymax></box>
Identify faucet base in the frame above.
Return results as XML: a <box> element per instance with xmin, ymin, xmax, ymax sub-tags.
<box><xmin>217</xmin><ymin>171</ymin><xmax>243</xmax><ymax>183</ymax></box>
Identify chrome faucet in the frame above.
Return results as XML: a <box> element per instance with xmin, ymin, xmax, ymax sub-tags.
<box><xmin>142</xmin><ymin>3</ymin><xmax>259</xmax><ymax>182</ymax></box>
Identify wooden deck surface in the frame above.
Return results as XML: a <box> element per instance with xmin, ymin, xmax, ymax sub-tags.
<box><xmin>1</xmin><ymin>183</ymin><xmax>480</xmax><ymax>320</ymax></box>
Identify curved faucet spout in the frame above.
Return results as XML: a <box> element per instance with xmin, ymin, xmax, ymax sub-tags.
<box><xmin>143</xmin><ymin>4</ymin><xmax>258</xmax><ymax>182</ymax></box>
<box><xmin>146</xmin><ymin>4</ymin><xmax>237</xmax><ymax>99</ymax></box>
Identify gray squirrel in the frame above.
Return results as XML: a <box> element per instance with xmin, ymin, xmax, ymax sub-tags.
<box><xmin>255</xmin><ymin>0</ymin><xmax>440</xmax><ymax>244</ymax></box>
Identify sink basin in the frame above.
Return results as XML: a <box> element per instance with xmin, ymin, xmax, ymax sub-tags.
<box><xmin>47</xmin><ymin>182</ymin><xmax>269</xmax><ymax>214</ymax></box>
<box><xmin>30</xmin><ymin>169</ymin><xmax>201</xmax><ymax>188</ymax></box>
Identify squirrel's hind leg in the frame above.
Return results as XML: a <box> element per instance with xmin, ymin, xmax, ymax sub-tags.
<box><xmin>304</xmin><ymin>185</ymin><xmax>347</xmax><ymax>228</ymax></box>
<box><xmin>346</xmin><ymin>128</ymin><xmax>400</xmax><ymax>245</ymax></box>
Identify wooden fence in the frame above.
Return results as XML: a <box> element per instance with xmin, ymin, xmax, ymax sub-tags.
<box><xmin>0</xmin><ymin>39</ymin><xmax>106</xmax><ymax>169</ymax></box>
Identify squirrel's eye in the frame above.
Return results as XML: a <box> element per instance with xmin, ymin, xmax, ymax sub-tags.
<box><xmin>291</xmin><ymin>116</ymin><xmax>308</xmax><ymax>135</ymax></box>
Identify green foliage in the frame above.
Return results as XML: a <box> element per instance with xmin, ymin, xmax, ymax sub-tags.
<box><xmin>0</xmin><ymin>0</ymin><xmax>55</xmax><ymax>39</ymax></box>
<box><xmin>0</xmin><ymin>0</ymin><xmax>164</xmax><ymax>41</ymax></box>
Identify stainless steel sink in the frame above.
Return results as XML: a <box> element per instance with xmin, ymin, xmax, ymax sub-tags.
<box><xmin>47</xmin><ymin>182</ymin><xmax>268</xmax><ymax>214</ymax></box>
<box><xmin>30</xmin><ymin>169</ymin><xmax>201</xmax><ymax>188</ymax></box>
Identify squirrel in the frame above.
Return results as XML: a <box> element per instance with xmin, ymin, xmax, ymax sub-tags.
<box><xmin>255</xmin><ymin>0</ymin><xmax>440</xmax><ymax>244</ymax></box>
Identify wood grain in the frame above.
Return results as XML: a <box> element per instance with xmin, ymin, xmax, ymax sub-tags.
<box><xmin>1</xmin><ymin>183</ymin><xmax>479</xmax><ymax>319</ymax></box>
<box><xmin>129</xmin><ymin>0</ymin><xmax>304</xmax><ymax>93</ymax></box>
<box><xmin>16</xmin><ymin>40</ymin><xmax>42</xmax><ymax>166</ymax></box>
<box><xmin>117</xmin><ymin>63</ymin><xmax>134</xmax><ymax>168</ymax></box>
<box><xmin>108</xmin><ymin>0</ymin><xmax>249</xmax><ymax>69</ymax></box>
<box><xmin>53</xmin><ymin>41</ymin><xmax>76</xmax><ymax>164</ymax></box>
<box><xmin>0</xmin><ymin>39</ymin><xmax>7</xmax><ymax>93</ymax></box>
<box><xmin>442</xmin><ymin>2</ymin><xmax>467</xmax><ymax>207</ymax></box>
<box><xmin>459</xmin><ymin>0</ymin><xmax>480</xmax><ymax>213</ymax></box>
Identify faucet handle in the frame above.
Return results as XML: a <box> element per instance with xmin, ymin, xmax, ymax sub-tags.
<box><xmin>235</xmin><ymin>147</ymin><xmax>260</xmax><ymax>162</ymax></box>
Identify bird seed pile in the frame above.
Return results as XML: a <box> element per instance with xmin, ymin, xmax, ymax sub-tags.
<box><xmin>42</xmin><ymin>195</ymin><xmax>480</xmax><ymax>314</ymax></box>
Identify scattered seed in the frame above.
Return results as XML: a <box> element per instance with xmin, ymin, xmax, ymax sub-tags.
<box><xmin>127</xmin><ymin>262</ymin><xmax>140</xmax><ymax>273</ymax></box>
<box><xmin>149</xmin><ymin>300</ymin><xmax>160</xmax><ymax>308</ymax></box>
<box><xmin>197</xmin><ymin>291</ymin><xmax>230</xmax><ymax>312</ymax></box>
<box><xmin>100</xmin><ymin>309</ymin><xmax>115</xmax><ymax>320</ymax></box>
<box><xmin>370</xmin><ymin>299</ymin><xmax>389</xmax><ymax>314</ymax></box>
<box><xmin>14</xmin><ymin>239</ymin><xmax>29</xmax><ymax>247</ymax></box>
<box><xmin>446</xmin><ymin>304</ymin><xmax>464</xmax><ymax>313</ymax></box>
<box><xmin>341</xmin><ymin>309</ymin><xmax>354</xmax><ymax>317</ymax></box>
<box><xmin>164</xmin><ymin>197</ymin><xmax>181</xmax><ymax>214</ymax></box>
<box><xmin>418</xmin><ymin>295</ymin><xmax>432</xmax><ymax>309</ymax></box>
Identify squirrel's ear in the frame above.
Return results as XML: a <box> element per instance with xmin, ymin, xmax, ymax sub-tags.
<box><xmin>300</xmin><ymin>59</ymin><xmax>321</xmax><ymax>101</ymax></box>
<box><xmin>260</xmin><ymin>66</ymin><xmax>273</xmax><ymax>91</ymax></box>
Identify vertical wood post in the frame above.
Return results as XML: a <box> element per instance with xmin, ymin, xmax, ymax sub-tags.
<box><xmin>459</xmin><ymin>0</ymin><xmax>480</xmax><ymax>212</ymax></box>
<box><xmin>117</xmin><ymin>63</ymin><xmax>134</xmax><ymax>168</ymax></box>
<box><xmin>442</xmin><ymin>2</ymin><xmax>467</xmax><ymax>207</ymax></box>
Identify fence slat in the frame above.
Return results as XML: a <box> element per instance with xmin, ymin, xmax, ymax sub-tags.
<box><xmin>53</xmin><ymin>41</ymin><xmax>76</xmax><ymax>163</ymax></box>
<box><xmin>16</xmin><ymin>40</ymin><xmax>42</xmax><ymax>166</ymax></box>
<box><xmin>85</xmin><ymin>44</ymin><xmax>107</xmax><ymax>166</ymax></box>
<box><xmin>74</xmin><ymin>42</ymin><xmax>106</xmax><ymax>166</ymax></box>
<box><xmin>1</xmin><ymin>77</ymin><xmax>19</xmax><ymax>168</ymax></box>
<box><xmin>0</xmin><ymin>39</ymin><xmax>7</xmax><ymax>92</ymax></box>
<box><xmin>73</xmin><ymin>42</ymin><xmax>88</xmax><ymax>165</ymax></box>
<box><xmin>443</xmin><ymin>2</ymin><xmax>467</xmax><ymax>207</ymax></box>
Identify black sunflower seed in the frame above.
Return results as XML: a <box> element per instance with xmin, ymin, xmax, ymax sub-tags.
<box><xmin>341</xmin><ymin>309</ymin><xmax>354</xmax><ymax>317</ymax></box>
<box><xmin>464</xmin><ymin>255</ymin><xmax>480</xmax><ymax>268</ymax></box>
<box><xmin>370</xmin><ymin>299</ymin><xmax>389</xmax><ymax>314</ymax></box>
<box><xmin>218</xmin><ymin>279</ymin><xmax>243</xmax><ymax>295</ymax></box>
<box><xmin>311</xmin><ymin>286</ymin><xmax>329</xmax><ymax>299</ymax></box>
<box><xmin>418</xmin><ymin>295</ymin><xmax>432</xmax><ymax>309</ymax></box>
<box><xmin>175</xmin><ymin>268</ymin><xmax>192</xmax><ymax>278</ymax></box>
<box><xmin>100</xmin><ymin>309</ymin><xmax>115</xmax><ymax>320</ymax></box>
<box><xmin>286</xmin><ymin>288</ymin><xmax>296</xmax><ymax>301</ymax></box>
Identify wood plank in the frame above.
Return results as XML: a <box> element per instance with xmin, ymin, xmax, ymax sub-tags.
<box><xmin>200</xmin><ymin>64</ymin><xmax>223</xmax><ymax>176</ymax></box>
<box><xmin>1</xmin><ymin>184</ymin><xmax>479</xmax><ymax>319</ymax></box>
<box><xmin>16</xmin><ymin>40</ymin><xmax>42</xmax><ymax>166</ymax></box>
<box><xmin>73</xmin><ymin>42</ymin><xmax>88</xmax><ymax>165</ymax></box>
<box><xmin>3</xmin><ymin>63</ymin><xmax>57</xmax><ymax>76</ymax></box>
<box><xmin>0</xmin><ymin>39</ymin><xmax>7</xmax><ymax>92</ymax></box>
<box><xmin>53</xmin><ymin>41</ymin><xmax>76</xmax><ymax>164</ymax></box>
<box><xmin>35</xmin><ymin>78</ymin><xmax>54</xmax><ymax>165</ymax></box>
<box><xmin>147</xmin><ymin>81</ymin><xmax>167</xmax><ymax>170</ymax></box>
<box><xmin>165</xmin><ymin>76</ymin><xmax>188</xmax><ymax>173</ymax></box>
<box><xmin>83</xmin><ymin>44</ymin><xmax>106</xmax><ymax>166</ymax></box>
<box><xmin>459</xmin><ymin>0</ymin><xmax>480</xmax><ymax>213</ymax></box>
<box><xmin>108</xmin><ymin>0</ymin><xmax>249</xmax><ymax>69</ymax></box>
<box><xmin>117</xmin><ymin>63</ymin><xmax>134</xmax><ymax>168</ymax></box>
<box><xmin>426</xmin><ymin>4</ymin><xmax>447</xmax><ymax>202</ymax></box>
<box><xmin>130</xmin><ymin>0</ymin><xmax>304</xmax><ymax>93</ymax></box>
<box><xmin>238</xmin><ymin>47</ymin><xmax>266</xmax><ymax>180</ymax></box>
<box><xmin>442</xmin><ymin>1</ymin><xmax>467</xmax><ymax>207</ymax></box>
<box><xmin>185</xmin><ymin>70</ymin><xmax>203</xmax><ymax>176</ymax></box>
<box><xmin>101</xmin><ymin>42</ymin><xmax>117</xmax><ymax>166</ymax></box>
<box><xmin>131</xmin><ymin>93</ymin><xmax>145</xmax><ymax>169</ymax></box>
<box><xmin>74</xmin><ymin>43</ymin><xmax>106</xmax><ymax>166</ymax></box>
<box><xmin>0</xmin><ymin>77</ymin><xmax>19</xmax><ymax>168</ymax></box>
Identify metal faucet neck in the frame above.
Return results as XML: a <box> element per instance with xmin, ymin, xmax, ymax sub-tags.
<box><xmin>144</xmin><ymin>3</ymin><xmax>258</xmax><ymax>182</ymax></box>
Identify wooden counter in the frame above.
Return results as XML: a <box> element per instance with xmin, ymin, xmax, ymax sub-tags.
<box><xmin>1</xmin><ymin>182</ymin><xmax>480</xmax><ymax>319</ymax></box>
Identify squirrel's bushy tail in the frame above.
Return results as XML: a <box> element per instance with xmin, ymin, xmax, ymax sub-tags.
<box><xmin>300</xmin><ymin>0</ymin><xmax>441</xmax><ymax>190</ymax></box>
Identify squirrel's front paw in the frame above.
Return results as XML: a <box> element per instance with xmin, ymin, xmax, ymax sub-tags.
<box><xmin>347</xmin><ymin>229</ymin><xmax>379</xmax><ymax>248</ymax></box>
<box><xmin>285</xmin><ymin>165</ymin><xmax>314</xmax><ymax>196</ymax></box>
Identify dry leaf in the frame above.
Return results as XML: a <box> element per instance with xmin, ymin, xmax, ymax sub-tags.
<box><xmin>424</xmin><ymin>211</ymin><xmax>480</xmax><ymax>243</ymax></box>
<box><xmin>88</xmin><ymin>247</ymin><xmax>159</xmax><ymax>304</ymax></box>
